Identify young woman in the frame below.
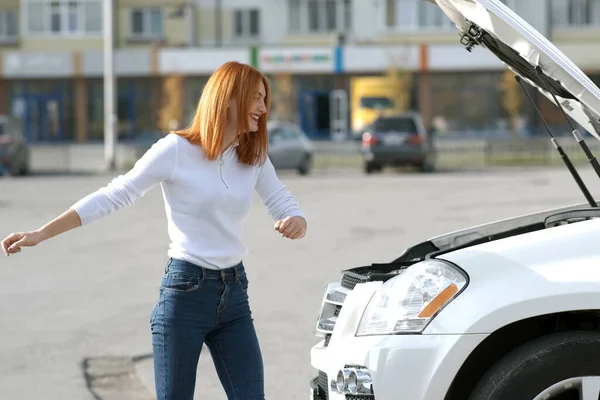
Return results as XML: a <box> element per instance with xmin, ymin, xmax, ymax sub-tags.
<box><xmin>1</xmin><ymin>61</ymin><xmax>307</xmax><ymax>399</ymax></box>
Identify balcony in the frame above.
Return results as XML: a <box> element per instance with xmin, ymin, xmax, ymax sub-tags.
<box><xmin>381</xmin><ymin>0</ymin><xmax>456</xmax><ymax>43</ymax></box>
<box><xmin>0</xmin><ymin>10</ymin><xmax>18</xmax><ymax>46</ymax></box>
<box><xmin>551</xmin><ymin>0</ymin><xmax>600</xmax><ymax>41</ymax></box>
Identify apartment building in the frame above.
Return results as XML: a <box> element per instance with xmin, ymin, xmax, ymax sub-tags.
<box><xmin>0</xmin><ymin>0</ymin><xmax>599</xmax><ymax>143</ymax></box>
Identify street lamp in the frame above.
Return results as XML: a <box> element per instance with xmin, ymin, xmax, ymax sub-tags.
<box><xmin>216</xmin><ymin>0</ymin><xmax>222</xmax><ymax>46</ymax></box>
<box><xmin>103</xmin><ymin>0</ymin><xmax>116</xmax><ymax>171</ymax></box>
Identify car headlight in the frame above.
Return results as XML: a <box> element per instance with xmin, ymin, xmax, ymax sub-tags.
<box><xmin>356</xmin><ymin>259</ymin><xmax>468</xmax><ymax>336</ymax></box>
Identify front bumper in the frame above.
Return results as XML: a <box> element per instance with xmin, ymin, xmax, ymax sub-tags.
<box><xmin>309</xmin><ymin>281</ymin><xmax>488</xmax><ymax>400</ymax></box>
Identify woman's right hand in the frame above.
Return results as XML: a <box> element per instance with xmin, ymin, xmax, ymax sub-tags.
<box><xmin>1</xmin><ymin>209</ymin><xmax>82</xmax><ymax>257</ymax></box>
<box><xmin>1</xmin><ymin>230</ymin><xmax>43</xmax><ymax>256</ymax></box>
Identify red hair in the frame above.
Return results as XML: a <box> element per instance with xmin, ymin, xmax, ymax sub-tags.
<box><xmin>173</xmin><ymin>61</ymin><xmax>271</xmax><ymax>166</ymax></box>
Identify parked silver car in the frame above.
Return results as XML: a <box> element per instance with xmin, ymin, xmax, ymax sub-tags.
<box><xmin>267</xmin><ymin>120</ymin><xmax>314</xmax><ymax>175</ymax></box>
<box><xmin>0</xmin><ymin>115</ymin><xmax>30</xmax><ymax>176</ymax></box>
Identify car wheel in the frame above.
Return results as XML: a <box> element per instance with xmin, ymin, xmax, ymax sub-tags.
<box><xmin>297</xmin><ymin>154</ymin><xmax>312</xmax><ymax>176</ymax></box>
<box><xmin>418</xmin><ymin>152</ymin><xmax>436</xmax><ymax>173</ymax></box>
<box><xmin>469</xmin><ymin>331</ymin><xmax>600</xmax><ymax>400</ymax></box>
<box><xmin>8</xmin><ymin>164</ymin><xmax>21</xmax><ymax>177</ymax></box>
<box><xmin>19</xmin><ymin>162</ymin><xmax>29</xmax><ymax>176</ymax></box>
<box><xmin>8</xmin><ymin>161</ymin><xmax>28</xmax><ymax>176</ymax></box>
<box><xmin>419</xmin><ymin>161</ymin><xmax>435</xmax><ymax>173</ymax></box>
<box><xmin>364</xmin><ymin>162</ymin><xmax>381</xmax><ymax>174</ymax></box>
<box><xmin>18</xmin><ymin>156</ymin><xmax>30</xmax><ymax>176</ymax></box>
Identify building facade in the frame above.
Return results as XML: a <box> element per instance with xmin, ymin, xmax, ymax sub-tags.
<box><xmin>0</xmin><ymin>0</ymin><xmax>599</xmax><ymax>142</ymax></box>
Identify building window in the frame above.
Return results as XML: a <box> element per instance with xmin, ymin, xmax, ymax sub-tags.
<box><xmin>233</xmin><ymin>8</ymin><xmax>260</xmax><ymax>38</ymax></box>
<box><xmin>551</xmin><ymin>0</ymin><xmax>600</xmax><ymax>28</ymax></box>
<box><xmin>289</xmin><ymin>0</ymin><xmax>301</xmax><ymax>32</ymax></box>
<box><xmin>22</xmin><ymin>0</ymin><xmax>102</xmax><ymax>37</ymax></box>
<box><xmin>0</xmin><ymin>11</ymin><xmax>18</xmax><ymax>41</ymax></box>
<box><xmin>386</xmin><ymin>0</ymin><xmax>453</xmax><ymax>30</ymax></box>
<box><xmin>288</xmin><ymin>0</ymin><xmax>351</xmax><ymax>34</ymax></box>
<box><xmin>130</xmin><ymin>8</ymin><xmax>162</xmax><ymax>39</ymax></box>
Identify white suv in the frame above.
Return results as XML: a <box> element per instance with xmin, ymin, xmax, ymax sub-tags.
<box><xmin>309</xmin><ymin>1</ymin><xmax>600</xmax><ymax>399</ymax></box>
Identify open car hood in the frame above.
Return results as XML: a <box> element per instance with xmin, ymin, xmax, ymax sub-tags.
<box><xmin>431</xmin><ymin>0</ymin><xmax>600</xmax><ymax>141</ymax></box>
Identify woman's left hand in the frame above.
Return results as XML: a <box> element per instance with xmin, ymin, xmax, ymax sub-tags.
<box><xmin>274</xmin><ymin>216</ymin><xmax>307</xmax><ymax>240</ymax></box>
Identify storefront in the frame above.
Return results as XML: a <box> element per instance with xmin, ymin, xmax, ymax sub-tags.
<box><xmin>3</xmin><ymin>52</ymin><xmax>75</xmax><ymax>142</ymax></box>
<box><xmin>340</xmin><ymin>42</ymin><xmax>600</xmax><ymax>138</ymax></box>
<box><xmin>86</xmin><ymin>78</ymin><xmax>159</xmax><ymax>142</ymax></box>
<box><xmin>1</xmin><ymin>50</ymin><xmax>160</xmax><ymax>143</ymax></box>
<box><xmin>2</xmin><ymin>42</ymin><xmax>600</xmax><ymax>143</ymax></box>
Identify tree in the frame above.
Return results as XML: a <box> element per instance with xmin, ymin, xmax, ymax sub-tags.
<box><xmin>159</xmin><ymin>73</ymin><xmax>184</xmax><ymax>132</ymax></box>
<box><xmin>499</xmin><ymin>69</ymin><xmax>523</xmax><ymax>138</ymax></box>
<box><xmin>270</xmin><ymin>73</ymin><xmax>296</xmax><ymax>122</ymax></box>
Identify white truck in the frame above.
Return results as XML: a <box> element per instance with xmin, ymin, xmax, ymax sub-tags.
<box><xmin>309</xmin><ymin>1</ymin><xmax>600</xmax><ymax>399</ymax></box>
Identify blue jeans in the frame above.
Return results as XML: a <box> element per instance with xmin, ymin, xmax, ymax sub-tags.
<box><xmin>150</xmin><ymin>258</ymin><xmax>264</xmax><ymax>399</ymax></box>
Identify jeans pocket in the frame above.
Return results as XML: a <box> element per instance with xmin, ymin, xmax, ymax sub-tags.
<box><xmin>237</xmin><ymin>272</ymin><xmax>249</xmax><ymax>293</ymax></box>
<box><xmin>162</xmin><ymin>272</ymin><xmax>204</xmax><ymax>293</ymax></box>
<box><xmin>150</xmin><ymin>302</ymin><xmax>159</xmax><ymax>325</ymax></box>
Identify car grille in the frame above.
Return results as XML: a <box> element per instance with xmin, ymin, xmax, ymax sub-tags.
<box><xmin>341</xmin><ymin>273</ymin><xmax>367</xmax><ymax>290</ymax></box>
<box><xmin>334</xmin><ymin>306</ymin><xmax>341</xmax><ymax>317</ymax></box>
<box><xmin>341</xmin><ymin>263</ymin><xmax>410</xmax><ymax>291</ymax></box>
<box><xmin>317</xmin><ymin>371</ymin><xmax>329</xmax><ymax>400</ymax></box>
<box><xmin>322</xmin><ymin>305</ymin><xmax>341</xmax><ymax>348</ymax></box>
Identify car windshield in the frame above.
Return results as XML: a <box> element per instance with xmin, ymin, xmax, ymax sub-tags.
<box><xmin>373</xmin><ymin>117</ymin><xmax>417</xmax><ymax>133</ymax></box>
<box><xmin>360</xmin><ymin>97</ymin><xmax>395</xmax><ymax>109</ymax></box>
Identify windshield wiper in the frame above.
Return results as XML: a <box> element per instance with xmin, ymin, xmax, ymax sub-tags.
<box><xmin>514</xmin><ymin>74</ymin><xmax>597</xmax><ymax>208</ymax></box>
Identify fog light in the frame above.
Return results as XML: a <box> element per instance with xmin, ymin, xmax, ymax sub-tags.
<box><xmin>348</xmin><ymin>369</ymin><xmax>373</xmax><ymax>394</ymax></box>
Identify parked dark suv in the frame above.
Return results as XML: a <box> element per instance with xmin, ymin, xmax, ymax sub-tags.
<box><xmin>360</xmin><ymin>111</ymin><xmax>435</xmax><ymax>174</ymax></box>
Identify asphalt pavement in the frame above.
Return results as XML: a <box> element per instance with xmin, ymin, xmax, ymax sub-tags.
<box><xmin>1</xmin><ymin>166</ymin><xmax>599</xmax><ymax>399</ymax></box>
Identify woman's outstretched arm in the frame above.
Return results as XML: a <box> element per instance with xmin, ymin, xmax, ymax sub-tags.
<box><xmin>2</xmin><ymin>134</ymin><xmax>180</xmax><ymax>256</ymax></box>
<box><xmin>1</xmin><ymin>208</ymin><xmax>81</xmax><ymax>255</ymax></box>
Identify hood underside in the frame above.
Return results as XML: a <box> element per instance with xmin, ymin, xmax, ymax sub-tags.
<box><xmin>432</xmin><ymin>0</ymin><xmax>600</xmax><ymax>140</ymax></box>
<box><xmin>342</xmin><ymin>1</ymin><xmax>600</xmax><ymax>281</ymax></box>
